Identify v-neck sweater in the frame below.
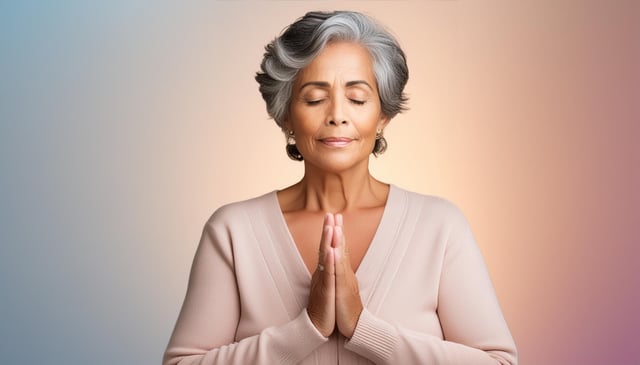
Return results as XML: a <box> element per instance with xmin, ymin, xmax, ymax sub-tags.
<box><xmin>163</xmin><ymin>185</ymin><xmax>517</xmax><ymax>365</ymax></box>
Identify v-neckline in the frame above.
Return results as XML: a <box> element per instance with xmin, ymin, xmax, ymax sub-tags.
<box><xmin>269</xmin><ymin>184</ymin><xmax>398</xmax><ymax>282</ymax></box>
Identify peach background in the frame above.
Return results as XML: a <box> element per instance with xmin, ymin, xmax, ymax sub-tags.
<box><xmin>0</xmin><ymin>1</ymin><xmax>638</xmax><ymax>364</ymax></box>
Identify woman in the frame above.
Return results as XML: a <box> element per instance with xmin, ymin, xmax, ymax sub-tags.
<box><xmin>163</xmin><ymin>11</ymin><xmax>517</xmax><ymax>365</ymax></box>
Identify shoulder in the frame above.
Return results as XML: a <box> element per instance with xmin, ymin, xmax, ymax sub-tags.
<box><xmin>204</xmin><ymin>190</ymin><xmax>277</xmax><ymax>228</ymax></box>
<box><xmin>392</xmin><ymin>185</ymin><xmax>468</xmax><ymax>225</ymax></box>
<box><xmin>392</xmin><ymin>186</ymin><xmax>478</xmax><ymax>254</ymax></box>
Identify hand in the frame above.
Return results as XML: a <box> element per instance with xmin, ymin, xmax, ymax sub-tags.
<box><xmin>307</xmin><ymin>213</ymin><xmax>364</xmax><ymax>339</ymax></box>
<box><xmin>307</xmin><ymin>214</ymin><xmax>336</xmax><ymax>337</ymax></box>
<box><xmin>333</xmin><ymin>214</ymin><xmax>363</xmax><ymax>338</ymax></box>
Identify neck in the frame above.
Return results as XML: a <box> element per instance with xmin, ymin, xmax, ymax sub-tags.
<box><xmin>289</xmin><ymin>161</ymin><xmax>388</xmax><ymax>213</ymax></box>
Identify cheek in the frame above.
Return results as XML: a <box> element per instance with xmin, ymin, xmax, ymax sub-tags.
<box><xmin>355</xmin><ymin>112</ymin><xmax>384</xmax><ymax>134</ymax></box>
<box><xmin>290</xmin><ymin>110</ymin><xmax>324</xmax><ymax>136</ymax></box>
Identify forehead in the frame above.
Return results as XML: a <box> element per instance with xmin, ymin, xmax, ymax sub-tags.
<box><xmin>294</xmin><ymin>41</ymin><xmax>377</xmax><ymax>89</ymax></box>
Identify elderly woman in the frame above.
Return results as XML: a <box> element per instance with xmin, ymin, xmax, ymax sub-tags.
<box><xmin>163</xmin><ymin>10</ymin><xmax>517</xmax><ymax>365</ymax></box>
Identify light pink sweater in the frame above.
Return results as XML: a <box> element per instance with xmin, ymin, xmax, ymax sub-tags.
<box><xmin>163</xmin><ymin>185</ymin><xmax>517</xmax><ymax>364</ymax></box>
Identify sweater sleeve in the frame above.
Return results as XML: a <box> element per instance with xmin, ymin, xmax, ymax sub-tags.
<box><xmin>344</xmin><ymin>206</ymin><xmax>517</xmax><ymax>365</ymax></box>
<box><xmin>162</xmin><ymin>212</ymin><xmax>328</xmax><ymax>365</ymax></box>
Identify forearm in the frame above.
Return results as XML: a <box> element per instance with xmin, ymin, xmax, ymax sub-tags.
<box><xmin>344</xmin><ymin>309</ymin><xmax>517</xmax><ymax>365</ymax></box>
<box><xmin>164</xmin><ymin>309</ymin><xmax>328</xmax><ymax>365</ymax></box>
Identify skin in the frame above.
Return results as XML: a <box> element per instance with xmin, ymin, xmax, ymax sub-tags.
<box><xmin>276</xmin><ymin>41</ymin><xmax>390</xmax><ymax>338</ymax></box>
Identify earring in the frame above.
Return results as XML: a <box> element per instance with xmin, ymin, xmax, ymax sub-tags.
<box><xmin>286</xmin><ymin>130</ymin><xmax>296</xmax><ymax>145</ymax></box>
<box><xmin>285</xmin><ymin>130</ymin><xmax>303</xmax><ymax>161</ymax></box>
<box><xmin>373</xmin><ymin>128</ymin><xmax>387</xmax><ymax>156</ymax></box>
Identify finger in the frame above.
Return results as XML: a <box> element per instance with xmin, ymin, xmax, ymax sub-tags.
<box><xmin>331</xmin><ymin>214</ymin><xmax>341</xmax><ymax>249</ymax></box>
<box><xmin>318</xmin><ymin>213</ymin><xmax>333</xmax><ymax>257</ymax></box>
<box><xmin>333</xmin><ymin>225</ymin><xmax>348</xmax><ymax>275</ymax></box>
<box><xmin>317</xmin><ymin>225</ymin><xmax>333</xmax><ymax>274</ymax></box>
<box><xmin>319</xmin><ymin>223</ymin><xmax>332</xmax><ymax>255</ymax></box>
<box><xmin>333</xmin><ymin>224</ymin><xmax>347</xmax><ymax>255</ymax></box>
<box><xmin>317</xmin><ymin>213</ymin><xmax>336</xmax><ymax>275</ymax></box>
<box><xmin>332</xmin><ymin>226</ymin><xmax>353</xmax><ymax>276</ymax></box>
<box><xmin>326</xmin><ymin>212</ymin><xmax>335</xmax><ymax>227</ymax></box>
<box><xmin>326</xmin><ymin>246</ymin><xmax>336</xmax><ymax>276</ymax></box>
<box><xmin>333</xmin><ymin>214</ymin><xmax>344</xmax><ymax>250</ymax></box>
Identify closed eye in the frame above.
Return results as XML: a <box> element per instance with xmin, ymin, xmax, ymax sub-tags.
<box><xmin>350</xmin><ymin>99</ymin><xmax>366</xmax><ymax>105</ymax></box>
<box><xmin>306</xmin><ymin>99</ymin><xmax>324</xmax><ymax>106</ymax></box>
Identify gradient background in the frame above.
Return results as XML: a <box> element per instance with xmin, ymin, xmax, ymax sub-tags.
<box><xmin>1</xmin><ymin>1</ymin><xmax>638</xmax><ymax>364</ymax></box>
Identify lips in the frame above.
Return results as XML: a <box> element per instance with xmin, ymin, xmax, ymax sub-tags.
<box><xmin>319</xmin><ymin>137</ymin><xmax>354</xmax><ymax>147</ymax></box>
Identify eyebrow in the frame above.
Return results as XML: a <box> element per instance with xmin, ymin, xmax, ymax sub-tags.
<box><xmin>298</xmin><ymin>80</ymin><xmax>374</xmax><ymax>92</ymax></box>
<box><xmin>346</xmin><ymin>80</ymin><xmax>373</xmax><ymax>90</ymax></box>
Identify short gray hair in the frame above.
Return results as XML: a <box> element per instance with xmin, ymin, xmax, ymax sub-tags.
<box><xmin>255</xmin><ymin>11</ymin><xmax>409</xmax><ymax>129</ymax></box>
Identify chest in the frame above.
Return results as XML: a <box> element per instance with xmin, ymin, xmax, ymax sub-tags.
<box><xmin>284</xmin><ymin>209</ymin><xmax>384</xmax><ymax>274</ymax></box>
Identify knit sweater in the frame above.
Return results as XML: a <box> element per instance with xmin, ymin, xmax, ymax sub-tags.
<box><xmin>163</xmin><ymin>185</ymin><xmax>517</xmax><ymax>364</ymax></box>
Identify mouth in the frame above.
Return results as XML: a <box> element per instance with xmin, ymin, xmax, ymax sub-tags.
<box><xmin>318</xmin><ymin>137</ymin><xmax>354</xmax><ymax>147</ymax></box>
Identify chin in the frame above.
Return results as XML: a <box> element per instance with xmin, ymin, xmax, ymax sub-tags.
<box><xmin>307</xmin><ymin>155</ymin><xmax>369</xmax><ymax>174</ymax></box>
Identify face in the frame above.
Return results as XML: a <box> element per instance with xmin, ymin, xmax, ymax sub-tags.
<box><xmin>285</xmin><ymin>41</ymin><xmax>389</xmax><ymax>173</ymax></box>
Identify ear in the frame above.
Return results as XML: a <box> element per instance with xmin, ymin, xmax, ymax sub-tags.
<box><xmin>377</xmin><ymin>114</ymin><xmax>390</xmax><ymax>131</ymax></box>
<box><xmin>282</xmin><ymin>118</ymin><xmax>292</xmax><ymax>133</ymax></box>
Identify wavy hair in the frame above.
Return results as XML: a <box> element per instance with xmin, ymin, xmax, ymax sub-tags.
<box><xmin>256</xmin><ymin>11</ymin><xmax>409</xmax><ymax>159</ymax></box>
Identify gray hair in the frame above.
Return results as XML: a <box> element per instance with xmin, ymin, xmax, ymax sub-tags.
<box><xmin>255</xmin><ymin>11</ymin><xmax>409</xmax><ymax>129</ymax></box>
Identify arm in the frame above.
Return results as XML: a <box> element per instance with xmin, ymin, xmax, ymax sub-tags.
<box><xmin>163</xmin><ymin>212</ymin><xmax>328</xmax><ymax>365</ymax></box>
<box><xmin>344</xmin><ymin>209</ymin><xmax>517</xmax><ymax>365</ymax></box>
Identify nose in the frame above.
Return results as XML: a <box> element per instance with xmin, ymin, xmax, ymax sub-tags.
<box><xmin>326</xmin><ymin>98</ymin><xmax>348</xmax><ymax>126</ymax></box>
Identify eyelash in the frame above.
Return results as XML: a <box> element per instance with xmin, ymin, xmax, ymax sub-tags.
<box><xmin>305</xmin><ymin>99</ymin><xmax>366</xmax><ymax>106</ymax></box>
